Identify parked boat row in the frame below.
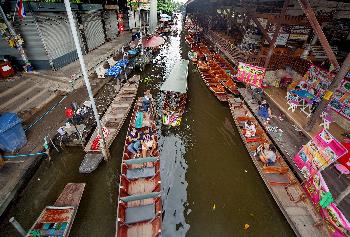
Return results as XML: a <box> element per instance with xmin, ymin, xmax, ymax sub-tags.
<box><xmin>116</xmin><ymin>95</ymin><xmax>162</xmax><ymax>237</ymax></box>
<box><xmin>185</xmin><ymin>34</ymin><xmax>239</xmax><ymax>101</ymax></box>
<box><xmin>228</xmin><ymin>97</ymin><xmax>327</xmax><ymax>236</ymax></box>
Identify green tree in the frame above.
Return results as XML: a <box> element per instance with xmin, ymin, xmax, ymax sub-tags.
<box><xmin>157</xmin><ymin>0</ymin><xmax>182</xmax><ymax>14</ymax></box>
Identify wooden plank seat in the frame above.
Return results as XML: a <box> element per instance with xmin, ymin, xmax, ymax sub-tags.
<box><xmin>209</xmin><ymin>85</ymin><xmax>226</xmax><ymax>93</ymax></box>
<box><xmin>111</xmin><ymin>103</ymin><xmax>130</xmax><ymax>109</ymax></box>
<box><xmin>126</xmin><ymin>167</ymin><xmax>155</xmax><ymax>180</ymax></box>
<box><xmin>264</xmin><ymin>173</ymin><xmax>291</xmax><ymax>186</ymax></box>
<box><xmin>119</xmin><ymin>192</ymin><xmax>161</xmax><ymax>224</ymax></box>
<box><xmin>125</xmin><ymin>204</ymin><xmax>155</xmax><ymax>224</ymax></box>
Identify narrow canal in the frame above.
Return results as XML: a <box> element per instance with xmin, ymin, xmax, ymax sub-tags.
<box><xmin>0</xmin><ymin>17</ymin><xmax>294</xmax><ymax>237</ymax></box>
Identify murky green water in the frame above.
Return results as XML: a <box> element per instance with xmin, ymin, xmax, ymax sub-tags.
<box><xmin>0</xmin><ymin>17</ymin><xmax>294</xmax><ymax>237</ymax></box>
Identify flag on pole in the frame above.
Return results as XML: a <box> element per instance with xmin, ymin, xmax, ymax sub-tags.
<box><xmin>16</xmin><ymin>0</ymin><xmax>26</xmax><ymax>19</ymax></box>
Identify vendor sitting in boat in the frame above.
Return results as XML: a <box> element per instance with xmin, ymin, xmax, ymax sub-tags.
<box><xmin>127</xmin><ymin>128</ymin><xmax>141</xmax><ymax>155</ymax></box>
<box><xmin>141</xmin><ymin>127</ymin><xmax>157</xmax><ymax>157</ymax></box>
<box><xmin>256</xmin><ymin>144</ymin><xmax>277</xmax><ymax>166</ymax></box>
<box><xmin>243</xmin><ymin>120</ymin><xmax>256</xmax><ymax>138</ymax></box>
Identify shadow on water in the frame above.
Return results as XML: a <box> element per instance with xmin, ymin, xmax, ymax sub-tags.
<box><xmin>0</xmin><ymin>16</ymin><xmax>294</xmax><ymax>237</ymax></box>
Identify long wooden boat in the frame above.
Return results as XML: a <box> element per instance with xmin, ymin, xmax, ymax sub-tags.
<box><xmin>26</xmin><ymin>183</ymin><xmax>85</xmax><ymax>237</ymax></box>
<box><xmin>188</xmin><ymin>42</ymin><xmax>239</xmax><ymax>101</ymax></box>
<box><xmin>80</xmin><ymin>75</ymin><xmax>140</xmax><ymax>173</ymax></box>
<box><xmin>116</xmin><ymin>95</ymin><xmax>162</xmax><ymax>237</ymax></box>
<box><xmin>228</xmin><ymin>97</ymin><xmax>330</xmax><ymax>237</ymax></box>
<box><xmin>160</xmin><ymin>59</ymin><xmax>189</xmax><ymax>127</ymax></box>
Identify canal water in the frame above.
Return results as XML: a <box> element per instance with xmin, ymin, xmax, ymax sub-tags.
<box><xmin>0</xmin><ymin>17</ymin><xmax>294</xmax><ymax>237</ymax></box>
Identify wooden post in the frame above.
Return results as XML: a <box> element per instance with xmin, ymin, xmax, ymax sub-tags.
<box><xmin>0</xmin><ymin>6</ymin><xmax>31</xmax><ymax>70</ymax></box>
<box><xmin>298</xmin><ymin>0</ymin><xmax>339</xmax><ymax>69</ymax></box>
<box><xmin>263</xmin><ymin>0</ymin><xmax>289</xmax><ymax>69</ymax></box>
<box><xmin>250</xmin><ymin>15</ymin><xmax>272</xmax><ymax>44</ymax></box>
<box><xmin>305</xmin><ymin>53</ymin><xmax>350</xmax><ymax>131</ymax></box>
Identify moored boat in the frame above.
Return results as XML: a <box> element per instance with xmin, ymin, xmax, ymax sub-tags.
<box><xmin>116</xmin><ymin>94</ymin><xmax>162</xmax><ymax>237</ymax></box>
<box><xmin>160</xmin><ymin>59</ymin><xmax>189</xmax><ymax>127</ymax></box>
<box><xmin>80</xmin><ymin>75</ymin><xmax>140</xmax><ymax>173</ymax></box>
<box><xmin>26</xmin><ymin>183</ymin><xmax>85</xmax><ymax>237</ymax></box>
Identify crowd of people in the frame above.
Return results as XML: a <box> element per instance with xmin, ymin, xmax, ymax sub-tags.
<box><xmin>126</xmin><ymin>90</ymin><xmax>157</xmax><ymax>158</ymax></box>
<box><xmin>162</xmin><ymin>91</ymin><xmax>186</xmax><ymax>126</ymax></box>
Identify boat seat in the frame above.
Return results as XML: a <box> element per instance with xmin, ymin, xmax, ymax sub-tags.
<box><xmin>112</xmin><ymin>103</ymin><xmax>130</xmax><ymax>108</ymax></box>
<box><xmin>125</xmin><ymin>203</ymin><xmax>155</xmax><ymax>224</ymax></box>
<box><xmin>39</xmin><ymin>229</ymin><xmax>65</xmax><ymax>236</ymax></box>
<box><xmin>124</xmin><ymin>157</ymin><xmax>158</xmax><ymax>165</ymax></box>
<box><xmin>264</xmin><ymin>173</ymin><xmax>290</xmax><ymax>186</ymax></box>
<box><xmin>127</xmin><ymin>167</ymin><xmax>155</xmax><ymax>179</ymax></box>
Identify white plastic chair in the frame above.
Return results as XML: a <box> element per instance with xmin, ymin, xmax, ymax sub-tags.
<box><xmin>320</xmin><ymin>114</ymin><xmax>333</xmax><ymax>130</ymax></box>
<box><xmin>287</xmin><ymin>100</ymin><xmax>299</xmax><ymax>112</ymax></box>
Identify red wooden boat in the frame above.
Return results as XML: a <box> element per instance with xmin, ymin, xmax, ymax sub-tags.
<box><xmin>116</xmin><ymin>97</ymin><xmax>162</xmax><ymax>237</ymax></box>
<box><xmin>221</xmin><ymin>78</ymin><xmax>240</xmax><ymax>95</ymax></box>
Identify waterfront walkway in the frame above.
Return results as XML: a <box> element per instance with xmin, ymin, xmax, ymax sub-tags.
<box><xmin>0</xmin><ymin>33</ymin><xmax>131</xmax><ymax>217</ymax></box>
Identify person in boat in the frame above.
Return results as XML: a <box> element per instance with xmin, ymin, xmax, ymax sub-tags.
<box><xmin>142</xmin><ymin>112</ymin><xmax>152</xmax><ymax>128</ymax></box>
<box><xmin>141</xmin><ymin>127</ymin><xmax>157</xmax><ymax>157</ymax></box>
<box><xmin>142</xmin><ymin>90</ymin><xmax>152</xmax><ymax>112</ymax></box>
<box><xmin>243</xmin><ymin>120</ymin><xmax>256</xmax><ymax>138</ymax></box>
<box><xmin>257</xmin><ymin>144</ymin><xmax>277</xmax><ymax>166</ymax></box>
<box><xmin>258</xmin><ymin>100</ymin><xmax>272</xmax><ymax>125</ymax></box>
<box><xmin>127</xmin><ymin>128</ymin><xmax>141</xmax><ymax>155</ymax></box>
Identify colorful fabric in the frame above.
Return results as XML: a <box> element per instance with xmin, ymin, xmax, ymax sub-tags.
<box><xmin>236</xmin><ymin>62</ymin><xmax>265</xmax><ymax>88</ymax></box>
<box><xmin>90</xmin><ymin>127</ymin><xmax>110</xmax><ymax>150</ymax></box>
<box><xmin>135</xmin><ymin>112</ymin><xmax>143</xmax><ymax>129</ymax></box>
<box><xmin>16</xmin><ymin>0</ymin><xmax>26</xmax><ymax>19</ymax></box>
<box><xmin>329</xmin><ymin>78</ymin><xmax>350</xmax><ymax>120</ymax></box>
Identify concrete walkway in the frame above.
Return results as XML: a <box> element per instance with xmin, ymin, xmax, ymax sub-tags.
<box><xmin>0</xmin><ymin>33</ymin><xmax>131</xmax><ymax>217</ymax></box>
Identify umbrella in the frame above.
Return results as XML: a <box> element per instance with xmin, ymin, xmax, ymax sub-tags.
<box><xmin>142</xmin><ymin>36</ymin><xmax>165</xmax><ymax>48</ymax></box>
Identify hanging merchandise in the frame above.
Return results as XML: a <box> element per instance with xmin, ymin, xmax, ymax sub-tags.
<box><xmin>329</xmin><ymin>76</ymin><xmax>350</xmax><ymax>120</ymax></box>
<box><xmin>236</xmin><ymin>62</ymin><xmax>266</xmax><ymax>88</ymax></box>
<box><xmin>293</xmin><ymin>129</ymin><xmax>347</xmax><ymax>179</ymax></box>
<box><xmin>303</xmin><ymin>172</ymin><xmax>350</xmax><ymax>237</ymax></box>
<box><xmin>302</xmin><ymin>64</ymin><xmax>335</xmax><ymax>99</ymax></box>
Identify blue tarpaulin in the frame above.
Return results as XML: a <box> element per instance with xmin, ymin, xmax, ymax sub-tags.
<box><xmin>0</xmin><ymin>112</ymin><xmax>27</xmax><ymax>152</ymax></box>
<box><xmin>106</xmin><ymin>59</ymin><xmax>129</xmax><ymax>76</ymax></box>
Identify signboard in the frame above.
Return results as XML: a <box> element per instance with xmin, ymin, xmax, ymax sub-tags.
<box><xmin>304</xmin><ymin>172</ymin><xmax>350</xmax><ymax>237</ymax></box>
<box><xmin>236</xmin><ymin>62</ymin><xmax>266</xmax><ymax>88</ymax></box>
<box><xmin>288</xmin><ymin>34</ymin><xmax>309</xmax><ymax>41</ymax></box>
<box><xmin>293</xmin><ymin>129</ymin><xmax>347</xmax><ymax>179</ymax></box>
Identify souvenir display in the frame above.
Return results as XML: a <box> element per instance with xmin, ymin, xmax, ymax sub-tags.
<box><xmin>236</xmin><ymin>62</ymin><xmax>266</xmax><ymax>88</ymax></box>
<box><xmin>293</xmin><ymin>129</ymin><xmax>347</xmax><ymax>179</ymax></box>
<box><xmin>329</xmin><ymin>77</ymin><xmax>350</xmax><ymax>120</ymax></box>
<box><xmin>302</xmin><ymin>65</ymin><xmax>335</xmax><ymax>99</ymax></box>
<box><xmin>304</xmin><ymin>172</ymin><xmax>350</xmax><ymax>237</ymax></box>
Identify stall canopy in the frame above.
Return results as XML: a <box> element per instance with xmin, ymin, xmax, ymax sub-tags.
<box><xmin>160</xmin><ymin>59</ymin><xmax>189</xmax><ymax>93</ymax></box>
